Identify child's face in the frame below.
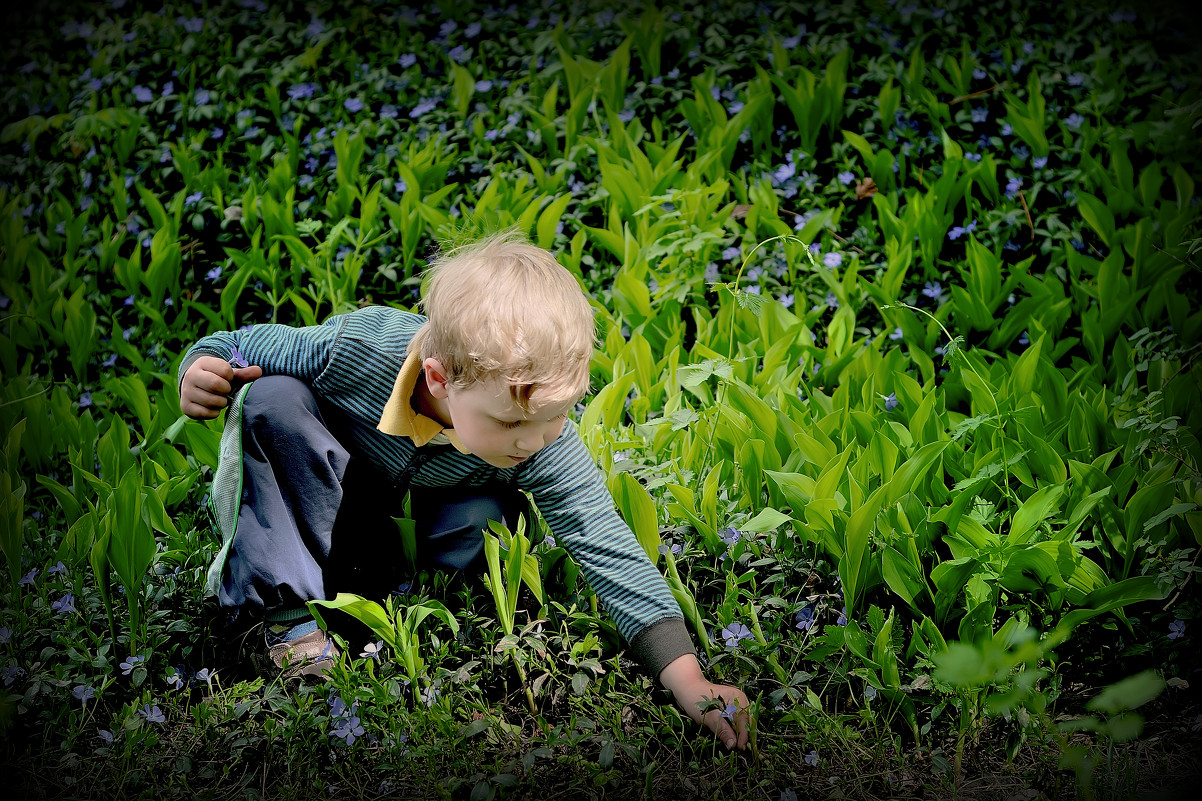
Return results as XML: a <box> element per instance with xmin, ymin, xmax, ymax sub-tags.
<box><xmin>442</xmin><ymin>376</ymin><xmax>575</xmax><ymax>469</ymax></box>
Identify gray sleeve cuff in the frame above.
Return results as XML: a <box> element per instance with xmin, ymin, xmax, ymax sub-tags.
<box><xmin>628</xmin><ymin>617</ymin><xmax>696</xmax><ymax>680</ymax></box>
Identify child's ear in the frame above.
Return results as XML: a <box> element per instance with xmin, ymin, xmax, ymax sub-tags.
<box><xmin>423</xmin><ymin>358</ymin><xmax>451</xmax><ymax>399</ymax></box>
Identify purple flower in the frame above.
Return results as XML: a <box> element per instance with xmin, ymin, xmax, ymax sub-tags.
<box><xmin>1000</xmin><ymin>122</ymin><xmax>1012</xmax><ymax>136</ymax></box>
<box><xmin>161</xmin><ymin>81</ymin><xmax>174</xmax><ymax>97</ymax></box>
<box><xmin>133</xmin><ymin>85</ymin><xmax>153</xmax><ymax>103</ymax></box>
<box><xmin>1033</xmin><ymin>155</ymin><xmax>1048</xmax><ymax>169</ymax></box>
<box><xmin>359</xmin><ymin>641</ymin><xmax>383</xmax><ymax>660</ymax></box>
<box><xmin>3</xmin><ymin>664</ymin><xmax>23</xmax><ymax>686</ymax></box>
<box><xmin>837</xmin><ymin>606</ymin><xmax>847</xmax><ymax>626</ymax></box>
<box><xmin>922</xmin><ymin>281</ymin><xmax>944</xmax><ymax>301</ymax></box>
<box><xmin>970</xmin><ymin>107</ymin><xmax>988</xmax><ymax>123</ymax></box>
<box><xmin>794</xmin><ymin>606</ymin><xmax>815</xmax><ymax>631</ymax></box>
<box><xmin>97</xmin><ymin>729</ymin><xmax>114</xmax><ymax>745</ymax></box>
<box><xmin>719</xmin><ymin>702</ymin><xmax>737</xmax><ymax>723</ymax></box>
<box><xmin>704</xmin><ymin>262</ymin><xmax>720</xmax><ymax>282</ymax></box>
<box><xmin>439</xmin><ymin>20</ymin><xmax>458</xmax><ymax>37</ymax></box>
<box><xmin>720</xmin><ymin>527</ymin><xmax>742</xmax><ymax>546</ymax></box>
<box><xmin>884</xmin><ymin>392</ymin><xmax>898</xmax><ymax>411</ymax></box>
<box><xmin>864</xmin><ymin>684</ymin><xmax>878</xmax><ymax>701</ymax></box>
<box><xmin>1065</xmin><ymin>113</ymin><xmax>1085</xmax><ymax>130</ymax></box>
<box><xmin>330</xmin><ymin>715</ymin><xmax>365</xmax><ymax>745</ymax></box>
<box><xmin>721</xmin><ymin>622</ymin><xmax>753</xmax><ymax>648</ymax></box>
<box><xmin>380</xmin><ymin>104</ymin><xmax>398</xmax><ymax>119</ymax></box>
<box><xmin>306</xmin><ymin>18</ymin><xmax>326</xmax><ymax>38</ymax></box>
<box><xmin>0</xmin><ymin>627</ymin><xmax>10</xmax><ymax>645</ymax></box>
<box><xmin>229</xmin><ymin>346</ymin><xmax>249</xmax><ymax>369</ymax></box>
<box><xmin>779</xmin><ymin>293</ymin><xmax>794</xmax><ymax>309</ymax></box>
<box><xmin>344</xmin><ymin>98</ymin><xmax>363</xmax><ymax>112</ymax></box>
<box><xmin>972</xmin><ymin>67</ymin><xmax>987</xmax><ymax>80</ymax></box>
<box><xmin>465</xmin><ymin>21</ymin><xmax>482</xmax><ymax>37</ymax></box>
<box><xmin>178</xmin><ymin>16</ymin><xmax>204</xmax><ymax>33</ymax></box>
<box><xmin>823</xmin><ymin>252</ymin><xmax>842</xmax><ymax>268</ymax></box>
<box><xmin>1005</xmin><ymin>177</ymin><xmax>1023</xmax><ymax>198</ymax></box>
<box><xmin>722</xmin><ymin>246</ymin><xmax>741</xmax><ymax>261</ymax></box>
<box><xmin>138</xmin><ymin>704</ymin><xmax>165</xmax><ymax>724</ymax></box>
<box><xmin>287</xmin><ymin>83</ymin><xmax>317</xmax><ymax>101</ymax></box>
<box><xmin>194</xmin><ymin>88</ymin><xmax>211</xmax><ymax>105</ymax></box>
<box><xmin>947</xmin><ymin>220</ymin><xmax>978</xmax><ymax>240</ymax></box>
<box><xmin>52</xmin><ymin>593</ymin><xmax>76</xmax><ymax>614</ymax></box>
<box><xmin>47</xmin><ymin>560</ymin><xmax>67</xmax><ymax>576</ymax></box>
<box><xmin>399</xmin><ymin>53</ymin><xmax>417</xmax><ymax>68</ymax></box>
<box><xmin>448</xmin><ymin>45</ymin><xmax>469</xmax><ymax>64</ymax></box>
<box><xmin>206</xmin><ymin>266</ymin><xmax>222</xmax><ymax>281</ymax></box>
<box><xmin>837</xmin><ymin>170</ymin><xmax>855</xmax><ymax>185</ymax></box>
<box><xmin>120</xmin><ymin>655</ymin><xmax>145</xmax><ymax>675</ymax></box>
<box><xmin>771</xmin><ymin>161</ymin><xmax>796</xmax><ymax>185</ymax></box>
<box><xmin>410</xmin><ymin>97</ymin><xmax>439</xmax><ymax>118</ymax></box>
<box><xmin>824</xmin><ymin>292</ymin><xmax>839</xmax><ymax>309</ymax></box>
<box><xmin>484</xmin><ymin>128</ymin><xmax>499</xmax><ymax>141</ymax></box>
<box><xmin>889</xmin><ymin>327</ymin><xmax>904</xmax><ymax>341</ymax></box>
<box><xmin>211</xmin><ymin>127</ymin><xmax>224</xmax><ymax>139</ymax></box>
<box><xmin>166</xmin><ymin>670</ymin><xmax>183</xmax><ymax>690</ymax></box>
<box><xmin>72</xmin><ymin>684</ymin><xmax>95</xmax><ymax>705</ymax></box>
<box><xmin>185</xmin><ymin>191</ymin><xmax>203</xmax><ymax>206</ymax></box>
<box><xmin>805</xmin><ymin>750</ymin><xmax>819</xmax><ymax>766</ymax></box>
<box><xmin>618</xmin><ymin>108</ymin><xmax>635</xmax><ymax>123</ymax></box>
<box><xmin>1168</xmin><ymin>620</ymin><xmax>1186</xmax><ymax>640</ymax></box>
<box><xmin>658</xmin><ymin>543</ymin><xmax>683</xmax><ymax>556</ymax></box>
<box><xmin>1067</xmin><ymin>73</ymin><xmax>1085</xmax><ymax>86</ymax></box>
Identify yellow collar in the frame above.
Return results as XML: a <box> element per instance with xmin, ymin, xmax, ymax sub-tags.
<box><xmin>376</xmin><ymin>349</ymin><xmax>470</xmax><ymax>453</ymax></box>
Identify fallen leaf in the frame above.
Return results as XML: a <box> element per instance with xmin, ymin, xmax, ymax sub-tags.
<box><xmin>855</xmin><ymin>176</ymin><xmax>877</xmax><ymax>200</ymax></box>
<box><xmin>1167</xmin><ymin>677</ymin><xmax>1189</xmax><ymax>689</ymax></box>
<box><xmin>730</xmin><ymin>204</ymin><xmax>751</xmax><ymax>219</ymax></box>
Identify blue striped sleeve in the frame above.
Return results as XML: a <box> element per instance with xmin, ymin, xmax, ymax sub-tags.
<box><xmin>177</xmin><ymin>314</ymin><xmax>349</xmax><ymax>392</ymax></box>
<box><xmin>518</xmin><ymin>420</ymin><xmax>684</xmax><ymax>645</ymax></box>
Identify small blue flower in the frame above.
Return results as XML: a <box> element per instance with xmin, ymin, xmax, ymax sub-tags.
<box><xmin>884</xmin><ymin>393</ymin><xmax>898</xmax><ymax>411</ymax></box>
<box><xmin>837</xmin><ymin>170</ymin><xmax>855</xmax><ymax>185</ymax></box>
<box><xmin>185</xmin><ymin>191</ymin><xmax>203</xmax><ymax>206</ymax></box>
<box><xmin>1033</xmin><ymin>155</ymin><xmax>1048</xmax><ymax>169</ymax></box>
<box><xmin>399</xmin><ymin>53</ymin><xmax>417</xmax><ymax>68</ymax></box>
<box><xmin>0</xmin><ymin>627</ymin><xmax>10</xmax><ymax>645</ymax></box>
<box><xmin>794</xmin><ymin>606</ymin><xmax>815</xmax><ymax>631</ymax></box>
<box><xmin>206</xmin><ymin>266</ymin><xmax>222</xmax><ymax>282</ymax></box>
<box><xmin>1067</xmin><ymin>73</ymin><xmax>1085</xmax><ymax>87</ymax></box>
<box><xmin>46</xmin><ymin>560</ymin><xmax>67</xmax><ymax>576</ymax></box>
<box><xmin>721</xmin><ymin>622</ymin><xmax>753</xmax><ymax>648</ymax></box>
<box><xmin>439</xmin><ymin>20</ymin><xmax>458</xmax><ymax>36</ymax></box>
<box><xmin>824</xmin><ymin>292</ymin><xmax>839</xmax><ymax>309</ymax></box>
<box><xmin>211</xmin><ymin>127</ymin><xmax>224</xmax><ymax>139</ymax></box>
<box><xmin>178</xmin><ymin>16</ymin><xmax>203</xmax><ymax>33</ymax></box>
<box><xmin>72</xmin><ymin>684</ymin><xmax>95</xmax><ymax>705</ymax></box>
<box><xmin>1005</xmin><ymin>177</ymin><xmax>1023</xmax><ymax>198</ymax></box>
<box><xmin>465</xmin><ymin>21</ymin><xmax>482</xmax><ymax>37</ymax></box>
<box><xmin>306</xmin><ymin>18</ymin><xmax>326</xmax><ymax>38</ymax></box>
<box><xmin>380</xmin><ymin>104</ymin><xmax>398</xmax><ymax>119</ymax></box>
<box><xmin>889</xmin><ymin>327</ymin><xmax>904</xmax><ymax>341</ymax></box>
<box><xmin>344</xmin><ymin>97</ymin><xmax>363</xmax><ymax>112</ymax></box>
<box><xmin>1168</xmin><ymin>619</ymin><xmax>1186</xmax><ymax>640</ymax></box>
<box><xmin>132</xmin><ymin>85</ymin><xmax>153</xmax><ymax>103</ymax></box>
<box><xmin>287</xmin><ymin>83</ymin><xmax>317</xmax><ymax>101</ymax></box>
<box><xmin>722</xmin><ymin>246</ymin><xmax>741</xmax><ymax>261</ymax></box>
<box><xmin>823</xmin><ymin>252</ymin><xmax>842</xmax><ymax>268</ymax></box>
<box><xmin>448</xmin><ymin>45</ymin><xmax>469</xmax><ymax>64</ymax></box>
<box><xmin>618</xmin><ymin>108</ymin><xmax>635</xmax><ymax>123</ymax></box>
<box><xmin>719</xmin><ymin>702</ymin><xmax>737</xmax><ymax>723</ymax></box>
<box><xmin>704</xmin><ymin>262</ymin><xmax>720</xmax><ymax>282</ymax></box>
<box><xmin>923</xmin><ymin>281</ymin><xmax>944</xmax><ymax>301</ymax></box>
<box><xmin>779</xmin><ymin>293</ymin><xmax>794</xmax><ymax>309</ymax></box>
<box><xmin>972</xmin><ymin>67</ymin><xmax>987</xmax><ymax>80</ymax></box>
<box><xmin>161</xmin><ymin>81</ymin><xmax>174</xmax><ymax>97</ymax></box>
<box><xmin>410</xmin><ymin>97</ymin><xmax>439</xmax><ymax>118</ymax></box>
<box><xmin>52</xmin><ymin>593</ymin><xmax>76</xmax><ymax>614</ymax></box>
<box><xmin>864</xmin><ymin>684</ymin><xmax>878</xmax><ymax>701</ymax></box>
<box><xmin>805</xmin><ymin>750</ymin><xmax>819</xmax><ymax>766</ymax></box>
<box><xmin>837</xmin><ymin>606</ymin><xmax>847</xmax><ymax>626</ymax></box>
<box><xmin>138</xmin><ymin>704</ymin><xmax>165</xmax><ymax>724</ymax></box>
<box><xmin>166</xmin><ymin>670</ymin><xmax>183</xmax><ymax>690</ymax></box>
<box><xmin>120</xmin><ymin>655</ymin><xmax>145</xmax><ymax>675</ymax></box>
<box><xmin>474</xmin><ymin>79</ymin><xmax>492</xmax><ymax>92</ymax></box>
<box><xmin>970</xmin><ymin>107</ymin><xmax>989</xmax><ymax>123</ymax></box>
<box><xmin>1065</xmin><ymin>113</ymin><xmax>1085</xmax><ymax>130</ymax></box>
<box><xmin>194</xmin><ymin>88</ymin><xmax>211</xmax><ymax>105</ymax></box>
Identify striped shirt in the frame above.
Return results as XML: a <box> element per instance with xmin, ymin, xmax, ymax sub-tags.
<box><xmin>179</xmin><ymin>306</ymin><xmax>694</xmax><ymax>676</ymax></box>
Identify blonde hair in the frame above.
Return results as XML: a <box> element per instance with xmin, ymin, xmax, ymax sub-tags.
<box><xmin>413</xmin><ymin>229</ymin><xmax>596</xmax><ymax>411</ymax></box>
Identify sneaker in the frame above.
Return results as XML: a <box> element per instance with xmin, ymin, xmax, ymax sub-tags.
<box><xmin>256</xmin><ymin>626</ymin><xmax>340</xmax><ymax>684</ymax></box>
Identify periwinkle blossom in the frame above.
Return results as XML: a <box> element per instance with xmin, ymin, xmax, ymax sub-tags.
<box><xmin>206</xmin><ymin>266</ymin><xmax>222</xmax><ymax>281</ymax></box>
<box><xmin>194</xmin><ymin>88</ymin><xmax>211</xmax><ymax>105</ymax></box>
<box><xmin>47</xmin><ymin>560</ymin><xmax>67</xmax><ymax>576</ymax></box>
<box><xmin>1067</xmin><ymin>72</ymin><xmax>1085</xmax><ymax>86</ymax></box>
<box><xmin>805</xmin><ymin>750</ymin><xmax>819</xmax><ymax>766</ymax></box>
<box><xmin>617</xmin><ymin>109</ymin><xmax>635</xmax><ymax>123</ymax></box>
<box><xmin>889</xmin><ymin>327</ymin><xmax>904</xmax><ymax>341</ymax></box>
<box><xmin>1005</xmin><ymin>177</ymin><xmax>1023</xmax><ymax>198</ymax></box>
<box><xmin>439</xmin><ymin>20</ymin><xmax>457</xmax><ymax>36</ymax></box>
<box><xmin>344</xmin><ymin>97</ymin><xmax>363</xmax><ymax>112</ymax></box>
<box><xmin>824</xmin><ymin>292</ymin><xmax>839</xmax><ymax>309</ymax></box>
<box><xmin>947</xmin><ymin>220</ymin><xmax>978</xmax><ymax>240</ymax></box>
<box><xmin>972</xmin><ymin>67</ymin><xmax>987</xmax><ymax>80</ymax></box>
<box><xmin>794</xmin><ymin>606</ymin><xmax>815</xmax><ymax>631</ymax></box>
<box><xmin>658</xmin><ymin>543</ymin><xmax>683</xmax><ymax>557</ymax></box>
<box><xmin>166</xmin><ymin>670</ymin><xmax>183</xmax><ymax>690</ymax></box>
<box><xmin>360</xmin><ymin>641</ymin><xmax>383</xmax><ymax>660</ymax></box>
<box><xmin>19</xmin><ymin>569</ymin><xmax>38</xmax><ymax>588</ymax></box>
<box><xmin>823</xmin><ymin>252</ymin><xmax>842</xmax><ymax>269</ymax></box>
<box><xmin>138</xmin><ymin>704</ymin><xmax>165</xmax><ymax>724</ymax></box>
<box><xmin>306</xmin><ymin>18</ymin><xmax>326</xmax><ymax>38</ymax></box>
<box><xmin>120</xmin><ymin>655</ymin><xmax>145</xmax><ymax>675</ymax></box>
<box><xmin>970</xmin><ymin>106</ymin><xmax>988</xmax><ymax>123</ymax></box>
<box><xmin>410</xmin><ymin>97</ymin><xmax>439</xmax><ymax>118</ymax></box>
<box><xmin>399</xmin><ymin>53</ymin><xmax>417</xmax><ymax>68</ymax></box>
<box><xmin>161</xmin><ymin>81</ymin><xmax>174</xmax><ymax>97</ymax></box>
<box><xmin>837</xmin><ymin>170</ymin><xmax>855</xmax><ymax>185</ymax></box>
<box><xmin>380</xmin><ymin>104</ymin><xmax>398</xmax><ymax>119</ymax></box>
<box><xmin>1168</xmin><ymin>620</ymin><xmax>1186</xmax><ymax>640</ymax></box>
<box><xmin>178</xmin><ymin>16</ymin><xmax>204</xmax><ymax>33</ymax></box>
<box><xmin>837</xmin><ymin>606</ymin><xmax>847</xmax><ymax>626</ymax></box>
<box><xmin>133</xmin><ymin>85</ymin><xmax>153</xmax><ymax>103</ymax></box>
<box><xmin>779</xmin><ymin>293</ymin><xmax>794</xmax><ymax>309</ymax></box>
<box><xmin>448</xmin><ymin>45</ymin><xmax>469</xmax><ymax>64</ymax></box>
<box><xmin>52</xmin><ymin>593</ymin><xmax>76</xmax><ymax>614</ymax></box>
<box><xmin>1065</xmin><ymin>113</ymin><xmax>1085</xmax><ymax>130</ymax></box>
<box><xmin>704</xmin><ymin>262</ymin><xmax>720</xmax><ymax>282</ymax></box>
<box><xmin>72</xmin><ymin>684</ymin><xmax>95</xmax><ymax>705</ymax></box>
<box><xmin>745</xmin><ymin>285</ymin><xmax>761</xmax><ymax>295</ymax></box>
<box><xmin>465</xmin><ymin>21</ymin><xmax>482</xmax><ymax>37</ymax></box>
<box><xmin>721</xmin><ymin>622</ymin><xmax>753</xmax><ymax>648</ymax></box>
<box><xmin>864</xmin><ymin>684</ymin><xmax>878</xmax><ymax>701</ymax></box>
<box><xmin>922</xmin><ymin>281</ymin><xmax>944</xmax><ymax>302</ymax></box>
<box><xmin>719</xmin><ymin>702</ymin><xmax>737</xmax><ymax>723</ymax></box>
<box><xmin>287</xmin><ymin>83</ymin><xmax>317</xmax><ymax>101</ymax></box>
<box><xmin>884</xmin><ymin>393</ymin><xmax>898</xmax><ymax>411</ymax></box>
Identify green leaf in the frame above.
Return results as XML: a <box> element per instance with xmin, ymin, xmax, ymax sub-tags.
<box><xmin>742</xmin><ymin>507</ymin><xmax>793</xmax><ymax>533</ymax></box>
<box><xmin>1006</xmin><ymin>484</ymin><xmax>1067</xmax><ymax>545</ymax></box>
<box><xmin>1086</xmin><ymin>671</ymin><xmax>1165</xmax><ymax>716</ymax></box>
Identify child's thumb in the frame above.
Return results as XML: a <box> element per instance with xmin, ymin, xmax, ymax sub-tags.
<box><xmin>234</xmin><ymin>365</ymin><xmax>263</xmax><ymax>380</ymax></box>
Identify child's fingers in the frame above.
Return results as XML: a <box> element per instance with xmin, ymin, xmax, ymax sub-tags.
<box><xmin>233</xmin><ymin>365</ymin><xmax>263</xmax><ymax>382</ymax></box>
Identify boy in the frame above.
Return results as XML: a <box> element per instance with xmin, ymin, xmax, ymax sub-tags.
<box><xmin>178</xmin><ymin>231</ymin><xmax>749</xmax><ymax>750</ymax></box>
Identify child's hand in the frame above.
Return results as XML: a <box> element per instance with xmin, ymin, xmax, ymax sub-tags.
<box><xmin>658</xmin><ymin>653</ymin><xmax>751</xmax><ymax>751</ymax></box>
<box><xmin>180</xmin><ymin>355</ymin><xmax>262</xmax><ymax>419</ymax></box>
